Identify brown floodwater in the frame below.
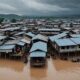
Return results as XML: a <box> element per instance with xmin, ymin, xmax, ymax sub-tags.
<box><xmin>0</xmin><ymin>58</ymin><xmax>80</xmax><ymax>80</ymax></box>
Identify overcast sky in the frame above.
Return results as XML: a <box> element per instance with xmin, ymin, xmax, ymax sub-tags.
<box><xmin>0</xmin><ymin>0</ymin><xmax>80</xmax><ymax>16</ymax></box>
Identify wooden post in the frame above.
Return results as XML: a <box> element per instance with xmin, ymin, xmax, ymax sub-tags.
<box><xmin>68</xmin><ymin>52</ymin><xmax>69</xmax><ymax>60</ymax></box>
<box><xmin>0</xmin><ymin>53</ymin><xmax>1</xmax><ymax>58</ymax></box>
<box><xmin>5</xmin><ymin>53</ymin><xmax>6</xmax><ymax>59</ymax></box>
<box><xmin>75</xmin><ymin>51</ymin><xmax>76</xmax><ymax>57</ymax></box>
<box><xmin>59</xmin><ymin>52</ymin><xmax>61</xmax><ymax>59</ymax></box>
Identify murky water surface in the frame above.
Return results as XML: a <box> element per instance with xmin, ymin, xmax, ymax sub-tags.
<box><xmin>0</xmin><ymin>58</ymin><xmax>80</xmax><ymax>80</ymax></box>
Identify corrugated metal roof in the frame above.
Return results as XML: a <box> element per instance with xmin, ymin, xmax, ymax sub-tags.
<box><xmin>30</xmin><ymin>51</ymin><xmax>46</xmax><ymax>57</ymax></box>
<box><xmin>0</xmin><ymin>27</ymin><xmax>20</xmax><ymax>31</ymax></box>
<box><xmin>30</xmin><ymin>41</ymin><xmax>47</xmax><ymax>52</ymax></box>
<box><xmin>38</xmin><ymin>28</ymin><xmax>61</xmax><ymax>31</ymax></box>
<box><xmin>70</xmin><ymin>38</ymin><xmax>80</xmax><ymax>45</ymax></box>
<box><xmin>0</xmin><ymin>36</ymin><xmax>7</xmax><ymax>40</ymax></box>
<box><xmin>25</xmin><ymin>32</ymin><xmax>35</xmax><ymax>38</ymax></box>
<box><xmin>5</xmin><ymin>40</ymin><xmax>20</xmax><ymax>45</ymax></box>
<box><xmin>71</xmin><ymin>34</ymin><xmax>80</xmax><ymax>38</ymax></box>
<box><xmin>32</xmin><ymin>34</ymin><xmax>48</xmax><ymax>42</ymax></box>
<box><xmin>21</xmin><ymin>38</ymin><xmax>31</xmax><ymax>44</ymax></box>
<box><xmin>55</xmin><ymin>38</ymin><xmax>76</xmax><ymax>46</ymax></box>
<box><xmin>49</xmin><ymin>32</ymin><xmax>68</xmax><ymax>42</ymax></box>
<box><xmin>17</xmin><ymin>41</ymin><xmax>25</xmax><ymax>46</ymax></box>
<box><xmin>0</xmin><ymin>44</ymin><xmax>15</xmax><ymax>50</ymax></box>
<box><xmin>14</xmin><ymin>32</ymin><xmax>25</xmax><ymax>36</ymax></box>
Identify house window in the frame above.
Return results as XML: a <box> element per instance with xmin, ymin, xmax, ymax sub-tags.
<box><xmin>66</xmin><ymin>46</ymin><xmax>69</xmax><ymax>49</ymax></box>
<box><xmin>71</xmin><ymin>46</ymin><xmax>75</xmax><ymax>48</ymax></box>
<box><xmin>79</xmin><ymin>45</ymin><xmax>80</xmax><ymax>48</ymax></box>
<box><xmin>61</xmin><ymin>46</ymin><xmax>65</xmax><ymax>49</ymax></box>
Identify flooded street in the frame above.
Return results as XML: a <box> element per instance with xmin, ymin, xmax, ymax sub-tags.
<box><xmin>0</xmin><ymin>58</ymin><xmax>80</xmax><ymax>80</ymax></box>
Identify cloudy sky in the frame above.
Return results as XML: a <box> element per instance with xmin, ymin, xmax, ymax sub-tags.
<box><xmin>0</xmin><ymin>0</ymin><xmax>80</xmax><ymax>16</ymax></box>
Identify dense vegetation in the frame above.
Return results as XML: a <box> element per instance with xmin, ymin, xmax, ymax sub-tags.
<box><xmin>0</xmin><ymin>17</ymin><xmax>4</xmax><ymax>24</ymax></box>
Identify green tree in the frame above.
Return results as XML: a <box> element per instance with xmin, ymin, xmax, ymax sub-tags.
<box><xmin>11</xmin><ymin>18</ymin><xmax>17</xmax><ymax>23</ymax></box>
<box><xmin>0</xmin><ymin>17</ymin><xmax>4</xmax><ymax>24</ymax></box>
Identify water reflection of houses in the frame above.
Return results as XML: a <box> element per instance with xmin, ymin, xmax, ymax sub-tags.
<box><xmin>0</xmin><ymin>59</ymin><xmax>25</xmax><ymax>72</ymax></box>
<box><xmin>30</xmin><ymin>67</ymin><xmax>47</xmax><ymax>79</ymax></box>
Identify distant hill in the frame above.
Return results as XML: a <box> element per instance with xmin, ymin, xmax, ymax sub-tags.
<box><xmin>0</xmin><ymin>14</ymin><xmax>80</xmax><ymax>20</ymax></box>
<box><xmin>0</xmin><ymin>14</ymin><xmax>22</xmax><ymax>19</ymax></box>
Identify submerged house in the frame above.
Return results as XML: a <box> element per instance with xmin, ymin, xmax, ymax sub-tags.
<box><xmin>5</xmin><ymin>39</ymin><xmax>29</xmax><ymax>52</ymax></box>
<box><xmin>54</xmin><ymin>38</ymin><xmax>77</xmax><ymax>59</ymax></box>
<box><xmin>49</xmin><ymin>32</ymin><xmax>80</xmax><ymax>59</ymax></box>
<box><xmin>29</xmin><ymin>41</ymin><xmax>47</xmax><ymax>67</ymax></box>
<box><xmin>30</xmin><ymin>51</ymin><xmax>46</xmax><ymax>67</ymax></box>
<box><xmin>0</xmin><ymin>44</ymin><xmax>15</xmax><ymax>58</ymax></box>
<box><xmin>53</xmin><ymin>37</ymin><xmax>80</xmax><ymax>59</ymax></box>
<box><xmin>70</xmin><ymin>38</ymin><xmax>80</xmax><ymax>55</ymax></box>
<box><xmin>49</xmin><ymin>32</ymin><xmax>69</xmax><ymax>56</ymax></box>
<box><xmin>4</xmin><ymin>39</ymin><xmax>25</xmax><ymax>57</ymax></box>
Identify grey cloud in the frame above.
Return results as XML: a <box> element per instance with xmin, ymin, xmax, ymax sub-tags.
<box><xmin>0</xmin><ymin>0</ymin><xmax>80</xmax><ymax>16</ymax></box>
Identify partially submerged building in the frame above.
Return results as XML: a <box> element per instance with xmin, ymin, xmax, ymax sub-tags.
<box><xmin>29</xmin><ymin>41</ymin><xmax>47</xmax><ymax>67</ymax></box>
<box><xmin>30</xmin><ymin>51</ymin><xmax>46</xmax><ymax>67</ymax></box>
<box><xmin>0</xmin><ymin>44</ymin><xmax>15</xmax><ymax>58</ymax></box>
<box><xmin>51</xmin><ymin>37</ymin><xmax>80</xmax><ymax>60</ymax></box>
<box><xmin>49</xmin><ymin>32</ymin><xmax>69</xmax><ymax>56</ymax></box>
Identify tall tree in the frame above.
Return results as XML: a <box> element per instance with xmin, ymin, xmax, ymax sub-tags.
<box><xmin>0</xmin><ymin>17</ymin><xmax>4</xmax><ymax>24</ymax></box>
<box><xmin>11</xmin><ymin>18</ymin><xmax>17</xmax><ymax>23</ymax></box>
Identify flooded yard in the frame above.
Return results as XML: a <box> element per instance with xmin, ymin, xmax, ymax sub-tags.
<box><xmin>0</xmin><ymin>58</ymin><xmax>80</xmax><ymax>80</ymax></box>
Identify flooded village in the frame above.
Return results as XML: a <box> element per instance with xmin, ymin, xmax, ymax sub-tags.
<box><xmin>0</xmin><ymin>18</ymin><xmax>80</xmax><ymax>80</ymax></box>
